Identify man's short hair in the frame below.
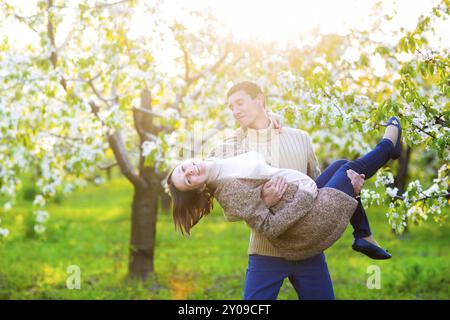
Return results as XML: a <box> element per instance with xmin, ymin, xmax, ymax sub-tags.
<box><xmin>226</xmin><ymin>81</ymin><xmax>264</xmax><ymax>100</ymax></box>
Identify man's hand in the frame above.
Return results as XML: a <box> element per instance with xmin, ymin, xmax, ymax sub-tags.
<box><xmin>261</xmin><ymin>176</ymin><xmax>288</xmax><ymax>208</ymax></box>
<box><xmin>267</xmin><ymin>112</ymin><xmax>283</xmax><ymax>134</ymax></box>
<box><xmin>346</xmin><ymin>169</ymin><xmax>365</xmax><ymax>196</ymax></box>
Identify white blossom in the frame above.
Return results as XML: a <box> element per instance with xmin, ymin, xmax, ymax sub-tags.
<box><xmin>34</xmin><ymin>224</ymin><xmax>46</xmax><ymax>234</ymax></box>
<box><xmin>375</xmin><ymin>172</ymin><xmax>394</xmax><ymax>188</ymax></box>
<box><xmin>35</xmin><ymin>210</ymin><xmax>49</xmax><ymax>223</ymax></box>
<box><xmin>33</xmin><ymin>195</ymin><xmax>46</xmax><ymax>207</ymax></box>
<box><xmin>0</xmin><ymin>228</ymin><xmax>9</xmax><ymax>238</ymax></box>
<box><xmin>3</xmin><ymin>202</ymin><xmax>12</xmax><ymax>211</ymax></box>
<box><xmin>386</xmin><ymin>187</ymin><xmax>399</xmax><ymax>198</ymax></box>
<box><xmin>142</xmin><ymin>141</ymin><xmax>157</xmax><ymax>157</ymax></box>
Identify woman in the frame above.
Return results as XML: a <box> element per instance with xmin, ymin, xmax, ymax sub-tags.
<box><xmin>167</xmin><ymin>117</ymin><xmax>402</xmax><ymax>261</ymax></box>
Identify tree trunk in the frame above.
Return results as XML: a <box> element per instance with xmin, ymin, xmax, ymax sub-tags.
<box><xmin>128</xmin><ymin>183</ymin><xmax>158</xmax><ymax>280</ymax></box>
<box><xmin>126</xmin><ymin>88</ymin><xmax>163</xmax><ymax>280</ymax></box>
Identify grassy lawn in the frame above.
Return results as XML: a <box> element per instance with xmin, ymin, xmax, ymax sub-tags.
<box><xmin>0</xmin><ymin>177</ymin><xmax>449</xmax><ymax>299</ymax></box>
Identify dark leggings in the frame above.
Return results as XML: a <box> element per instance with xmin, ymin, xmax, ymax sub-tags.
<box><xmin>315</xmin><ymin>138</ymin><xmax>395</xmax><ymax>239</ymax></box>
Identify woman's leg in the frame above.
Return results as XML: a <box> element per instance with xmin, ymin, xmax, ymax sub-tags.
<box><xmin>324</xmin><ymin>138</ymin><xmax>395</xmax><ymax>197</ymax></box>
<box><xmin>317</xmin><ymin>160</ymin><xmax>372</xmax><ymax>239</ymax></box>
<box><xmin>322</xmin><ymin>138</ymin><xmax>396</xmax><ymax>259</ymax></box>
<box><xmin>351</xmin><ymin>198</ymin><xmax>371</xmax><ymax>239</ymax></box>
<box><xmin>315</xmin><ymin>159</ymin><xmax>349</xmax><ymax>188</ymax></box>
<box><xmin>322</xmin><ymin>121</ymin><xmax>400</xmax><ymax>260</ymax></box>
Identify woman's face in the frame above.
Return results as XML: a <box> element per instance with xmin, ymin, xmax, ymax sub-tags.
<box><xmin>171</xmin><ymin>158</ymin><xmax>208</xmax><ymax>192</ymax></box>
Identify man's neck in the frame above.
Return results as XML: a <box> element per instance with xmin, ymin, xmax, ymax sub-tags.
<box><xmin>247</xmin><ymin>115</ymin><xmax>271</xmax><ymax>130</ymax></box>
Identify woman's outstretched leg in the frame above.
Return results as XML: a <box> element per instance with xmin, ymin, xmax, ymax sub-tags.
<box><xmin>351</xmin><ymin>198</ymin><xmax>371</xmax><ymax>239</ymax></box>
<box><xmin>323</xmin><ymin>139</ymin><xmax>394</xmax><ymax>197</ymax></box>
<box><xmin>321</xmin><ymin>118</ymin><xmax>401</xmax><ymax>260</ymax></box>
<box><xmin>324</xmin><ymin>118</ymin><xmax>401</xmax><ymax>198</ymax></box>
<box><xmin>315</xmin><ymin>159</ymin><xmax>349</xmax><ymax>189</ymax></box>
<box><xmin>317</xmin><ymin>160</ymin><xmax>380</xmax><ymax>256</ymax></box>
<box><xmin>316</xmin><ymin>160</ymin><xmax>372</xmax><ymax>239</ymax></box>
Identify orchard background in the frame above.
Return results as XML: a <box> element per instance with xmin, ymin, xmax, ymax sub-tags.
<box><xmin>0</xmin><ymin>0</ymin><xmax>448</xmax><ymax>299</ymax></box>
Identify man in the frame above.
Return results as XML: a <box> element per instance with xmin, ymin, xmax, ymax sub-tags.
<box><xmin>207</xmin><ymin>81</ymin><xmax>367</xmax><ymax>300</ymax></box>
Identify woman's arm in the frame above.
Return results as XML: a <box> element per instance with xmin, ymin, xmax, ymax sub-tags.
<box><xmin>214</xmin><ymin>178</ymin><xmax>313</xmax><ymax>240</ymax></box>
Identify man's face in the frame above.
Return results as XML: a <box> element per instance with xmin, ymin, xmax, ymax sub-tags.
<box><xmin>227</xmin><ymin>90</ymin><xmax>265</xmax><ymax>128</ymax></box>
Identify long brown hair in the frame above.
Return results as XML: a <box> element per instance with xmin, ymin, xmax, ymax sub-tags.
<box><xmin>166</xmin><ymin>167</ymin><xmax>214</xmax><ymax>235</ymax></box>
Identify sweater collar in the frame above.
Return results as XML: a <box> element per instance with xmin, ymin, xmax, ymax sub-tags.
<box><xmin>242</xmin><ymin>117</ymin><xmax>275</xmax><ymax>142</ymax></box>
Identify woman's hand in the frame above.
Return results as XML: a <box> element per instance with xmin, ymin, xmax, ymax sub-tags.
<box><xmin>347</xmin><ymin>169</ymin><xmax>365</xmax><ymax>196</ymax></box>
<box><xmin>267</xmin><ymin>111</ymin><xmax>283</xmax><ymax>134</ymax></box>
<box><xmin>261</xmin><ymin>176</ymin><xmax>288</xmax><ymax>208</ymax></box>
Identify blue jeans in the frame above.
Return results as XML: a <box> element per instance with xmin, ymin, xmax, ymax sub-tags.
<box><xmin>244</xmin><ymin>253</ymin><xmax>335</xmax><ymax>300</ymax></box>
<box><xmin>316</xmin><ymin>138</ymin><xmax>395</xmax><ymax>239</ymax></box>
<box><xmin>316</xmin><ymin>160</ymin><xmax>371</xmax><ymax>239</ymax></box>
<box><xmin>323</xmin><ymin>139</ymin><xmax>394</xmax><ymax>196</ymax></box>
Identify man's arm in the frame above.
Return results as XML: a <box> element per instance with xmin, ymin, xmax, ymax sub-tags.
<box><xmin>347</xmin><ymin>169</ymin><xmax>365</xmax><ymax>195</ymax></box>
<box><xmin>261</xmin><ymin>176</ymin><xmax>288</xmax><ymax>208</ymax></box>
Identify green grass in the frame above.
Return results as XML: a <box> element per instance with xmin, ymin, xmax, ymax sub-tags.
<box><xmin>0</xmin><ymin>177</ymin><xmax>449</xmax><ymax>299</ymax></box>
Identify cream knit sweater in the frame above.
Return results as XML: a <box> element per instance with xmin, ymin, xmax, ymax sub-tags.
<box><xmin>207</xmin><ymin>119</ymin><xmax>321</xmax><ymax>258</ymax></box>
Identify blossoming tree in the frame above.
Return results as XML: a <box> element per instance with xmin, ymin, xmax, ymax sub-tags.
<box><xmin>0</xmin><ymin>0</ymin><xmax>448</xmax><ymax>280</ymax></box>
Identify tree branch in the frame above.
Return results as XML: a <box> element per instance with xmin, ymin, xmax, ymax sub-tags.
<box><xmin>186</xmin><ymin>51</ymin><xmax>229</xmax><ymax>86</ymax></box>
<box><xmin>48</xmin><ymin>0</ymin><xmax>132</xmax><ymax>10</ymax></box>
<box><xmin>97</xmin><ymin>162</ymin><xmax>118</xmax><ymax>170</ymax></box>
<box><xmin>89</xmin><ymin>101</ymin><xmax>147</xmax><ymax>189</ymax></box>
<box><xmin>393</xmin><ymin>192</ymin><xmax>450</xmax><ymax>203</ymax></box>
<box><xmin>47</xmin><ymin>0</ymin><xmax>67</xmax><ymax>90</ymax></box>
<box><xmin>181</xmin><ymin>44</ymin><xmax>190</xmax><ymax>83</ymax></box>
<box><xmin>87</xmin><ymin>77</ymin><xmax>117</xmax><ymax>106</ymax></box>
<box><xmin>107</xmin><ymin>130</ymin><xmax>148</xmax><ymax>189</ymax></box>
<box><xmin>42</xmin><ymin>1</ymin><xmax>145</xmax><ymax>189</ymax></box>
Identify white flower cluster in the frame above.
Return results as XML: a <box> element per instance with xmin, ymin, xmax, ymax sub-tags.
<box><xmin>141</xmin><ymin>137</ymin><xmax>168</xmax><ymax>171</ymax></box>
<box><xmin>387</xmin><ymin>164</ymin><xmax>449</xmax><ymax>233</ymax></box>
<box><xmin>0</xmin><ymin>178</ymin><xmax>18</xmax><ymax>198</ymax></box>
<box><xmin>33</xmin><ymin>195</ymin><xmax>46</xmax><ymax>207</ymax></box>
<box><xmin>34</xmin><ymin>210</ymin><xmax>50</xmax><ymax>234</ymax></box>
<box><xmin>98</xmin><ymin>105</ymin><xmax>124</xmax><ymax>131</ymax></box>
<box><xmin>423</xmin><ymin>183</ymin><xmax>440</xmax><ymax>197</ymax></box>
<box><xmin>0</xmin><ymin>228</ymin><xmax>9</xmax><ymax>238</ymax></box>
<box><xmin>409</xmin><ymin>180</ymin><xmax>423</xmax><ymax>191</ymax></box>
<box><xmin>0</xmin><ymin>218</ymin><xmax>9</xmax><ymax>238</ymax></box>
<box><xmin>3</xmin><ymin>202</ymin><xmax>12</xmax><ymax>211</ymax></box>
<box><xmin>406</xmin><ymin>206</ymin><xmax>427</xmax><ymax>223</ymax></box>
<box><xmin>386</xmin><ymin>203</ymin><xmax>407</xmax><ymax>233</ymax></box>
<box><xmin>362</xmin><ymin>119</ymin><xmax>373</xmax><ymax>133</ymax></box>
<box><xmin>361</xmin><ymin>189</ymin><xmax>382</xmax><ymax>207</ymax></box>
<box><xmin>142</xmin><ymin>141</ymin><xmax>158</xmax><ymax>157</ymax></box>
<box><xmin>386</xmin><ymin>187</ymin><xmax>399</xmax><ymax>198</ymax></box>
<box><xmin>37</xmin><ymin>171</ymin><xmax>61</xmax><ymax>199</ymax></box>
<box><xmin>374</xmin><ymin>171</ymin><xmax>394</xmax><ymax>188</ymax></box>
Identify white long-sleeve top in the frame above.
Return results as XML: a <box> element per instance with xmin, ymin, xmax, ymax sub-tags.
<box><xmin>206</xmin><ymin>151</ymin><xmax>318</xmax><ymax>198</ymax></box>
